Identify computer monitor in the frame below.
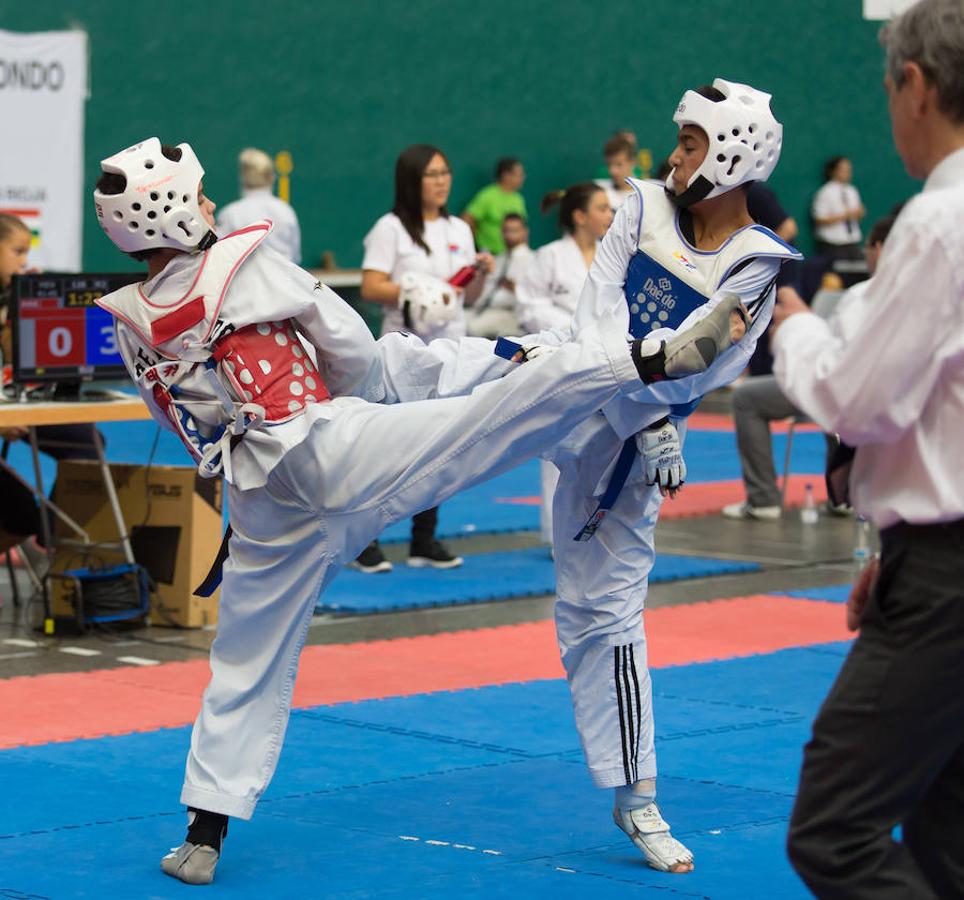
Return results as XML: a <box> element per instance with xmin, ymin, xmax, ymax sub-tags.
<box><xmin>10</xmin><ymin>272</ymin><xmax>142</xmax><ymax>384</ymax></box>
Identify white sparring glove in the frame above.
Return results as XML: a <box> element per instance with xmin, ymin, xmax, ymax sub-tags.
<box><xmin>399</xmin><ymin>271</ymin><xmax>458</xmax><ymax>331</ymax></box>
<box><xmin>636</xmin><ymin>418</ymin><xmax>686</xmax><ymax>493</ymax></box>
<box><xmin>493</xmin><ymin>336</ymin><xmax>557</xmax><ymax>364</ymax></box>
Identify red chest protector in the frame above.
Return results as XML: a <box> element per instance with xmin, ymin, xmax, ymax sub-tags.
<box><xmin>212</xmin><ymin>319</ymin><xmax>329</xmax><ymax>422</ymax></box>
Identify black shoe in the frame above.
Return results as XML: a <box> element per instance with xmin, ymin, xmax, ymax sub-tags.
<box><xmin>407</xmin><ymin>538</ymin><xmax>463</xmax><ymax>569</ymax></box>
<box><xmin>350</xmin><ymin>541</ymin><xmax>393</xmax><ymax>574</ymax></box>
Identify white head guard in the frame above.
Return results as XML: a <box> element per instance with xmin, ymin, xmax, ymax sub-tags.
<box><xmin>93</xmin><ymin>137</ymin><xmax>217</xmax><ymax>254</ymax></box>
<box><xmin>398</xmin><ymin>271</ymin><xmax>458</xmax><ymax>331</ymax></box>
<box><xmin>668</xmin><ymin>78</ymin><xmax>783</xmax><ymax>208</ymax></box>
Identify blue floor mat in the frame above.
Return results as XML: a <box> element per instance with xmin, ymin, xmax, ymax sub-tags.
<box><xmin>4</xmin><ymin>420</ymin><xmax>826</xmax><ymax>542</ymax></box>
<box><xmin>780</xmin><ymin>584</ymin><xmax>853</xmax><ymax>603</ymax></box>
<box><xmin>0</xmin><ymin>642</ymin><xmax>846</xmax><ymax>899</ymax></box>
<box><xmin>316</xmin><ymin>546</ymin><xmax>759</xmax><ymax>613</ymax></box>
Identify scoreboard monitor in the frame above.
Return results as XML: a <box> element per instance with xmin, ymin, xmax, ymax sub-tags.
<box><xmin>10</xmin><ymin>272</ymin><xmax>142</xmax><ymax>384</ymax></box>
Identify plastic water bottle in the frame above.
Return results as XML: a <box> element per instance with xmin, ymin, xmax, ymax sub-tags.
<box><xmin>800</xmin><ymin>484</ymin><xmax>819</xmax><ymax>525</ymax></box>
<box><xmin>852</xmin><ymin>515</ymin><xmax>872</xmax><ymax>579</ymax></box>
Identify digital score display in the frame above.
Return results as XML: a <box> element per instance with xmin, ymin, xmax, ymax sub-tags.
<box><xmin>11</xmin><ymin>273</ymin><xmax>142</xmax><ymax>383</ymax></box>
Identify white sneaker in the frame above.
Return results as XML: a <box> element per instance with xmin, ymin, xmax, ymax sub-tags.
<box><xmin>824</xmin><ymin>501</ymin><xmax>854</xmax><ymax>517</ymax></box>
<box><xmin>613</xmin><ymin>802</ymin><xmax>694</xmax><ymax>873</ymax></box>
<box><xmin>722</xmin><ymin>501</ymin><xmax>781</xmax><ymax>520</ymax></box>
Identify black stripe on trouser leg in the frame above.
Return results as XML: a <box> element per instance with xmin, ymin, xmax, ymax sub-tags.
<box><xmin>629</xmin><ymin>644</ymin><xmax>642</xmax><ymax>784</ymax></box>
<box><xmin>614</xmin><ymin>647</ymin><xmax>632</xmax><ymax>784</ymax></box>
<box><xmin>621</xmin><ymin>647</ymin><xmax>637</xmax><ymax>785</ymax></box>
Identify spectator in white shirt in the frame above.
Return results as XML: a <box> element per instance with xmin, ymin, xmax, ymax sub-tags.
<box><xmin>775</xmin><ymin>2</ymin><xmax>964</xmax><ymax>895</ymax></box>
<box><xmin>216</xmin><ymin>148</ymin><xmax>302</xmax><ymax>264</ymax></box>
<box><xmin>354</xmin><ymin>143</ymin><xmax>492</xmax><ymax>573</ymax></box>
<box><xmin>465</xmin><ymin>213</ymin><xmax>532</xmax><ymax>338</ymax></box>
<box><xmin>811</xmin><ymin>155</ymin><xmax>866</xmax><ymax>260</ymax></box>
<box><xmin>517</xmin><ymin>182</ymin><xmax>613</xmax><ymax>545</ymax></box>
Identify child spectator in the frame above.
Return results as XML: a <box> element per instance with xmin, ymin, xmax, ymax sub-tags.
<box><xmin>465</xmin><ymin>213</ymin><xmax>532</xmax><ymax>338</ymax></box>
<box><xmin>595</xmin><ymin>133</ymin><xmax>637</xmax><ymax>211</ymax></box>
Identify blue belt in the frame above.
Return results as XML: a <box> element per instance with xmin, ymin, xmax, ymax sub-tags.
<box><xmin>493</xmin><ymin>336</ymin><xmax>697</xmax><ymax>542</ymax></box>
<box><xmin>573</xmin><ymin>398</ymin><xmax>699</xmax><ymax>541</ymax></box>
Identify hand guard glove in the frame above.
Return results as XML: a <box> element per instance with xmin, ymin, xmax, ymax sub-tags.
<box><xmin>636</xmin><ymin>418</ymin><xmax>686</xmax><ymax>493</ymax></box>
<box><xmin>399</xmin><ymin>271</ymin><xmax>458</xmax><ymax>331</ymax></box>
<box><xmin>493</xmin><ymin>337</ymin><xmax>557</xmax><ymax>364</ymax></box>
<box><xmin>632</xmin><ymin>293</ymin><xmax>750</xmax><ymax>383</ymax></box>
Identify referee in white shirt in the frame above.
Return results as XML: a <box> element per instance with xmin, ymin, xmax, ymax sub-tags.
<box><xmin>772</xmin><ymin>1</ymin><xmax>964</xmax><ymax>896</ymax></box>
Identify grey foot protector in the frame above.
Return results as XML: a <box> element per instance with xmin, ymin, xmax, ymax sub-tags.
<box><xmin>663</xmin><ymin>293</ymin><xmax>748</xmax><ymax>379</ymax></box>
<box><xmin>160</xmin><ymin>842</ymin><xmax>220</xmax><ymax>885</ymax></box>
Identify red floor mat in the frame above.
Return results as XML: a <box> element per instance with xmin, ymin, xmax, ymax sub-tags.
<box><xmin>687</xmin><ymin>411</ymin><xmax>821</xmax><ymax>434</ymax></box>
<box><xmin>659</xmin><ymin>475</ymin><xmax>828</xmax><ymax>519</ymax></box>
<box><xmin>0</xmin><ymin>594</ymin><xmax>850</xmax><ymax>748</ymax></box>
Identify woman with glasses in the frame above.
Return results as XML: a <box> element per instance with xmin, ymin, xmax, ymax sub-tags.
<box><xmin>354</xmin><ymin>144</ymin><xmax>492</xmax><ymax>572</ymax></box>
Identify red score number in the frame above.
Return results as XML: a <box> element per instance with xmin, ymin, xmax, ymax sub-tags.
<box><xmin>34</xmin><ymin>311</ymin><xmax>86</xmax><ymax>367</ymax></box>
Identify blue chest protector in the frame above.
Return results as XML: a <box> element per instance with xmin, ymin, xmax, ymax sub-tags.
<box><xmin>622</xmin><ymin>249</ymin><xmax>706</xmax><ymax>418</ymax></box>
<box><xmin>572</xmin><ymin>254</ymin><xmax>704</xmax><ymax>541</ymax></box>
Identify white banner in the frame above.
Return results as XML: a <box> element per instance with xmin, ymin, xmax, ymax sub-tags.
<box><xmin>0</xmin><ymin>29</ymin><xmax>88</xmax><ymax>271</ymax></box>
<box><xmin>863</xmin><ymin>0</ymin><xmax>918</xmax><ymax>19</ymax></box>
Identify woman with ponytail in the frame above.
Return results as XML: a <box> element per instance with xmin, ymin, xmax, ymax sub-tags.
<box><xmin>516</xmin><ymin>184</ymin><xmax>613</xmax><ymax>334</ymax></box>
<box><xmin>516</xmin><ymin>183</ymin><xmax>613</xmax><ymax>544</ymax></box>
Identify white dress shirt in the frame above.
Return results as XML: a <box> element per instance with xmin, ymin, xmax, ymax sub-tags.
<box><xmin>216</xmin><ymin>189</ymin><xmax>302</xmax><ymax>263</ymax></box>
<box><xmin>774</xmin><ymin>146</ymin><xmax>964</xmax><ymax>528</ymax></box>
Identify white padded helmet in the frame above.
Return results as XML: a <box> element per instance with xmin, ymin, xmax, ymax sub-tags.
<box><xmin>93</xmin><ymin>137</ymin><xmax>216</xmax><ymax>254</ymax></box>
<box><xmin>667</xmin><ymin>78</ymin><xmax>783</xmax><ymax>207</ymax></box>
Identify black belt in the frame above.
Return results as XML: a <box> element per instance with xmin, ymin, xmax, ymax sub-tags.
<box><xmin>879</xmin><ymin>517</ymin><xmax>964</xmax><ymax>550</ymax></box>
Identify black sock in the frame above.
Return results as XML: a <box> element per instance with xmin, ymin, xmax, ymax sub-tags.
<box><xmin>186</xmin><ymin>807</ymin><xmax>229</xmax><ymax>852</ymax></box>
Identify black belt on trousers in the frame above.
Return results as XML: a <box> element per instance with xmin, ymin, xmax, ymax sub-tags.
<box><xmin>879</xmin><ymin>516</ymin><xmax>964</xmax><ymax>546</ymax></box>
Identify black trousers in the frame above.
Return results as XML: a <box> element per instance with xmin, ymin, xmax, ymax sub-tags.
<box><xmin>787</xmin><ymin>519</ymin><xmax>964</xmax><ymax>899</ymax></box>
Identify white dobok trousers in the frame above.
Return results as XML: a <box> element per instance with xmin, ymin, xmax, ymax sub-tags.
<box><xmin>548</xmin><ymin>416</ymin><xmax>688</xmax><ymax>788</ymax></box>
<box><xmin>180</xmin><ymin>319</ymin><xmax>641</xmax><ymax>818</ymax></box>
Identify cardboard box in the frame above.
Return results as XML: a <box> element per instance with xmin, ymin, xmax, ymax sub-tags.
<box><xmin>51</xmin><ymin>461</ymin><xmax>223</xmax><ymax>627</ymax></box>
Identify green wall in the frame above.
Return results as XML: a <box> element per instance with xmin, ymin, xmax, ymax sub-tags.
<box><xmin>2</xmin><ymin>0</ymin><xmax>916</xmax><ymax>271</ymax></box>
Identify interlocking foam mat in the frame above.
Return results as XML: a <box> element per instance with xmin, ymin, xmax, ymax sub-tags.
<box><xmin>0</xmin><ymin>641</ymin><xmax>853</xmax><ymax>899</ymax></box>
<box><xmin>316</xmin><ymin>547</ymin><xmax>760</xmax><ymax>613</ymax></box>
<box><xmin>779</xmin><ymin>584</ymin><xmax>853</xmax><ymax>603</ymax></box>
<box><xmin>0</xmin><ymin>596</ymin><xmax>853</xmax><ymax>750</ymax></box>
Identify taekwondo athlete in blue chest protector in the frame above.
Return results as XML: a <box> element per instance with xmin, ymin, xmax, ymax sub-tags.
<box><xmin>525</xmin><ymin>79</ymin><xmax>802</xmax><ymax>874</ymax></box>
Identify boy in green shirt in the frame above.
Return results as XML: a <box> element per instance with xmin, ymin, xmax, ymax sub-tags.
<box><xmin>462</xmin><ymin>157</ymin><xmax>526</xmax><ymax>254</ymax></box>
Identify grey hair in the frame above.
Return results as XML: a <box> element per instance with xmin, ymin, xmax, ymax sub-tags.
<box><xmin>238</xmin><ymin>147</ymin><xmax>275</xmax><ymax>189</ymax></box>
<box><xmin>880</xmin><ymin>0</ymin><xmax>964</xmax><ymax>123</ymax></box>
